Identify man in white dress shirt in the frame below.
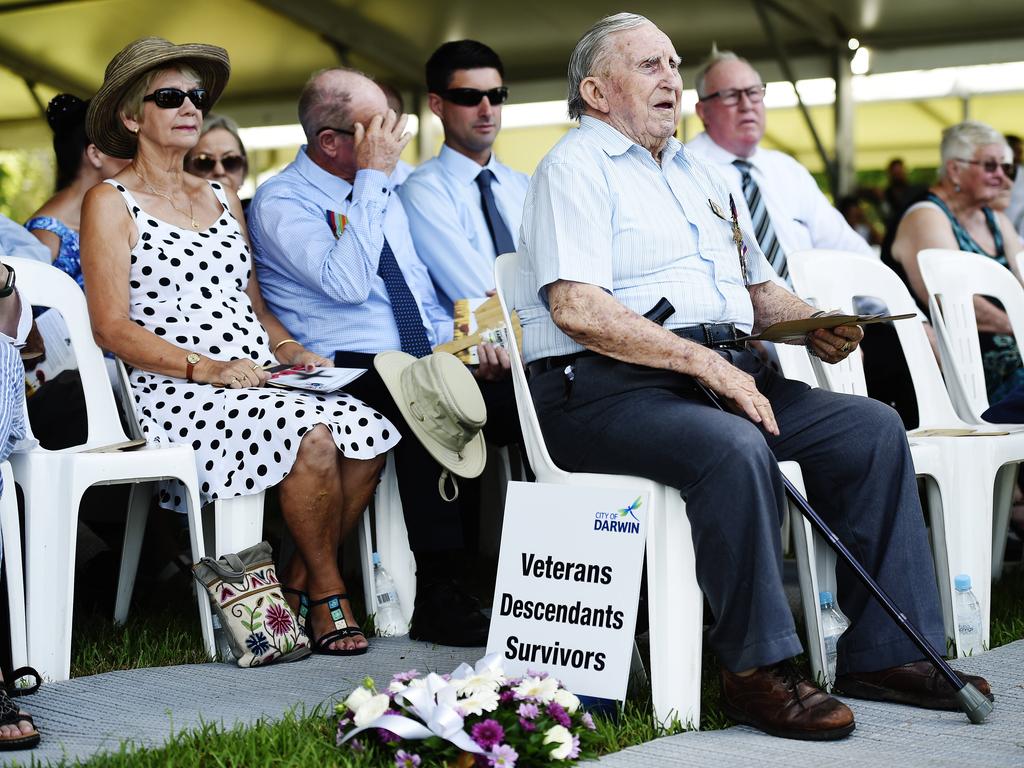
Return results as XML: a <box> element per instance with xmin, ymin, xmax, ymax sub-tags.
<box><xmin>400</xmin><ymin>40</ymin><xmax>529</xmax><ymax>312</ymax></box>
<box><xmin>518</xmin><ymin>12</ymin><xmax>987</xmax><ymax>742</ymax></box>
<box><xmin>687</xmin><ymin>50</ymin><xmax>874</xmax><ymax>278</ymax></box>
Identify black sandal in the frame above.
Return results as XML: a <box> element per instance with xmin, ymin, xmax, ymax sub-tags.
<box><xmin>307</xmin><ymin>594</ymin><xmax>368</xmax><ymax>656</ymax></box>
<box><xmin>0</xmin><ymin>667</ymin><xmax>41</xmax><ymax>751</ymax></box>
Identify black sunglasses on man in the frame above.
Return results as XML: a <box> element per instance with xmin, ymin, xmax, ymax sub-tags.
<box><xmin>440</xmin><ymin>87</ymin><xmax>509</xmax><ymax>107</ymax></box>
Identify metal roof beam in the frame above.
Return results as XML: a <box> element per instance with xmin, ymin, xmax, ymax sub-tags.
<box><xmin>0</xmin><ymin>40</ymin><xmax>93</xmax><ymax>96</ymax></box>
<box><xmin>253</xmin><ymin>0</ymin><xmax>422</xmax><ymax>84</ymax></box>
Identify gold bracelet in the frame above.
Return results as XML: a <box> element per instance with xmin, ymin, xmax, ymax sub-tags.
<box><xmin>273</xmin><ymin>338</ymin><xmax>300</xmax><ymax>356</ymax></box>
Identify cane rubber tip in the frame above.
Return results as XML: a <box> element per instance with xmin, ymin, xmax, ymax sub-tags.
<box><xmin>957</xmin><ymin>683</ymin><xmax>994</xmax><ymax>723</ymax></box>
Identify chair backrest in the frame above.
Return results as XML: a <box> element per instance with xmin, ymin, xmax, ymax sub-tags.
<box><xmin>771</xmin><ymin>342</ymin><xmax>819</xmax><ymax>388</ymax></box>
<box><xmin>918</xmin><ymin>248</ymin><xmax>1024</xmax><ymax>422</ymax></box>
<box><xmin>787</xmin><ymin>249</ymin><xmax>964</xmax><ymax>428</ymax></box>
<box><xmin>8</xmin><ymin>256</ymin><xmax>128</xmax><ymax>446</ymax></box>
<box><xmin>493</xmin><ymin>253</ymin><xmax>568</xmax><ymax>483</ymax></box>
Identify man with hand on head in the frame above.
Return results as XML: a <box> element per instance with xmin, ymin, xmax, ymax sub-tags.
<box><xmin>400</xmin><ymin>40</ymin><xmax>529</xmax><ymax>315</ymax></box>
<box><xmin>516</xmin><ymin>12</ymin><xmax>989</xmax><ymax>741</ymax></box>
<box><xmin>249</xmin><ymin>68</ymin><xmax>493</xmax><ymax>647</ymax></box>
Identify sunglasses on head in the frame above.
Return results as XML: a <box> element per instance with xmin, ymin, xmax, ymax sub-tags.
<box><xmin>143</xmin><ymin>87</ymin><xmax>209</xmax><ymax>111</ymax></box>
<box><xmin>187</xmin><ymin>153</ymin><xmax>246</xmax><ymax>175</ymax></box>
<box><xmin>956</xmin><ymin>158</ymin><xmax>1017</xmax><ymax>180</ymax></box>
<box><xmin>440</xmin><ymin>87</ymin><xmax>509</xmax><ymax>107</ymax></box>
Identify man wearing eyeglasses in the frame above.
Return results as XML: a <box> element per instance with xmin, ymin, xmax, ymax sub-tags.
<box><xmin>399</xmin><ymin>40</ymin><xmax>529</xmax><ymax>315</ymax></box>
<box><xmin>687</xmin><ymin>49</ymin><xmax>874</xmax><ymax>280</ymax></box>
<box><xmin>249</xmin><ymin>68</ymin><xmax>494</xmax><ymax>647</ymax></box>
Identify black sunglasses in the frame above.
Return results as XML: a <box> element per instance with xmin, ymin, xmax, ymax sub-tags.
<box><xmin>956</xmin><ymin>158</ymin><xmax>1017</xmax><ymax>181</ymax></box>
<box><xmin>187</xmin><ymin>153</ymin><xmax>246</xmax><ymax>175</ymax></box>
<box><xmin>440</xmin><ymin>87</ymin><xmax>509</xmax><ymax>107</ymax></box>
<box><xmin>143</xmin><ymin>87</ymin><xmax>209</xmax><ymax>110</ymax></box>
<box><xmin>316</xmin><ymin>126</ymin><xmax>355</xmax><ymax>137</ymax></box>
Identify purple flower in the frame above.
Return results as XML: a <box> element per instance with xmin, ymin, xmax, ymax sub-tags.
<box><xmin>499</xmin><ymin>689</ymin><xmax>515</xmax><ymax>704</ymax></box>
<box><xmin>517</xmin><ymin>702</ymin><xmax>539</xmax><ymax>720</ymax></box>
<box><xmin>376</xmin><ymin>727</ymin><xmax>401</xmax><ymax>744</ymax></box>
<box><xmin>566</xmin><ymin>735</ymin><xmax>581</xmax><ymax>760</ymax></box>
<box><xmin>488</xmin><ymin>744</ymin><xmax>518</xmax><ymax>768</ymax></box>
<box><xmin>395</xmin><ymin>750</ymin><xmax>421</xmax><ymax>768</ymax></box>
<box><xmin>392</xmin><ymin>669</ymin><xmax>419</xmax><ymax>683</ymax></box>
<box><xmin>471</xmin><ymin>719</ymin><xmax>505</xmax><ymax>750</ymax></box>
<box><xmin>547</xmin><ymin>702</ymin><xmax>572</xmax><ymax>728</ymax></box>
<box><xmin>265</xmin><ymin>603</ymin><xmax>294</xmax><ymax>635</ymax></box>
<box><xmin>581</xmin><ymin>712</ymin><xmax>596</xmax><ymax>731</ymax></box>
<box><xmin>349</xmin><ymin>738</ymin><xmax>365</xmax><ymax>753</ymax></box>
<box><xmin>518</xmin><ymin>717</ymin><xmax>536</xmax><ymax>732</ymax></box>
<box><xmin>526</xmin><ymin>669</ymin><xmax>549</xmax><ymax>679</ymax></box>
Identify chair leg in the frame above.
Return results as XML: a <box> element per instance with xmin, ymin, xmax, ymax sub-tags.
<box><xmin>990</xmin><ymin>463</ymin><xmax>1016</xmax><ymax>582</ymax></box>
<box><xmin>183</xmin><ymin>484</ymin><xmax>215</xmax><ymax>659</ymax></box>
<box><xmin>212</xmin><ymin>492</ymin><xmax>265</xmax><ymax>557</ymax></box>
<box><xmin>0</xmin><ymin>464</ymin><xmax>27</xmax><ymax>670</ymax></box>
<box><xmin>114</xmin><ymin>482</ymin><xmax>153</xmax><ymax>625</ymax></box>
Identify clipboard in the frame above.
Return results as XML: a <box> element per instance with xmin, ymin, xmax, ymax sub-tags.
<box><xmin>739</xmin><ymin>312</ymin><xmax>917</xmax><ymax>344</ymax></box>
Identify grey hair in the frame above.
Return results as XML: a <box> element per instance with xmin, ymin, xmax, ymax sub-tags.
<box><xmin>938</xmin><ymin>120</ymin><xmax>1009</xmax><ymax>181</ymax></box>
<box><xmin>198</xmin><ymin>113</ymin><xmax>246</xmax><ymax>157</ymax></box>
<box><xmin>297</xmin><ymin>66</ymin><xmax>371</xmax><ymax>144</ymax></box>
<box><xmin>566</xmin><ymin>12</ymin><xmax>651</xmax><ymax>120</ymax></box>
<box><xmin>694</xmin><ymin>46</ymin><xmax>756</xmax><ymax>99</ymax></box>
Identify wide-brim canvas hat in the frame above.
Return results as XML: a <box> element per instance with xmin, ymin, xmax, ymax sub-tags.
<box><xmin>375</xmin><ymin>352</ymin><xmax>487</xmax><ymax>481</ymax></box>
<box><xmin>87</xmin><ymin>36</ymin><xmax>230</xmax><ymax>159</ymax></box>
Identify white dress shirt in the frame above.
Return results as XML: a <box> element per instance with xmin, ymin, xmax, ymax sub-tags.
<box><xmin>517</xmin><ymin>117</ymin><xmax>774</xmax><ymax>362</ymax></box>
<box><xmin>686</xmin><ymin>132</ymin><xmax>874</xmax><ymax>270</ymax></box>
<box><xmin>399</xmin><ymin>144</ymin><xmax>529</xmax><ymax>310</ymax></box>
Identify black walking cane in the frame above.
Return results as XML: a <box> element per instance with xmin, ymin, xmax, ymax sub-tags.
<box><xmin>645</xmin><ymin>298</ymin><xmax>993</xmax><ymax>724</ymax></box>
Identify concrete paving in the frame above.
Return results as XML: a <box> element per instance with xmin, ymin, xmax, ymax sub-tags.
<box><xmin>4</xmin><ymin>637</ymin><xmax>1022</xmax><ymax>766</ymax></box>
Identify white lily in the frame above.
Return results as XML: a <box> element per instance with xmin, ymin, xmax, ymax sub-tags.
<box><xmin>353</xmin><ymin>693</ymin><xmax>390</xmax><ymax>727</ymax></box>
<box><xmin>343</xmin><ymin>686</ymin><xmax>374</xmax><ymax>712</ymax></box>
<box><xmin>553</xmin><ymin>688</ymin><xmax>581</xmax><ymax>713</ymax></box>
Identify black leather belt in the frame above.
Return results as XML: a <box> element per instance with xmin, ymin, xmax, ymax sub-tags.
<box><xmin>527</xmin><ymin>322</ymin><xmax>744</xmax><ymax>377</ymax></box>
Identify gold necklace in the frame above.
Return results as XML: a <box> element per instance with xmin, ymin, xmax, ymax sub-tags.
<box><xmin>133</xmin><ymin>167</ymin><xmax>198</xmax><ymax>229</ymax></box>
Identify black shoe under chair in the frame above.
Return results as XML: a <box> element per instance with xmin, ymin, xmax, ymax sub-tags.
<box><xmin>409</xmin><ymin>577</ymin><xmax>490</xmax><ymax>647</ymax></box>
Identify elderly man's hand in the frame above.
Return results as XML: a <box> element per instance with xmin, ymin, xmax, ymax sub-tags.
<box><xmin>472</xmin><ymin>342</ymin><xmax>511</xmax><ymax>382</ymax></box>
<box><xmin>698</xmin><ymin>357</ymin><xmax>779</xmax><ymax>436</ymax></box>
<box><xmin>807</xmin><ymin>323</ymin><xmax>864</xmax><ymax>364</ymax></box>
<box><xmin>354</xmin><ymin>109</ymin><xmax>412</xmax><ymax>177</ymax></box>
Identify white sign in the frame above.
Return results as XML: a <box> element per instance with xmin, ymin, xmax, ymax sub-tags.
<box><xmin>486</xmin><ymin>481</ymin><xmax>648</xmax><ymax>701</ymax></box>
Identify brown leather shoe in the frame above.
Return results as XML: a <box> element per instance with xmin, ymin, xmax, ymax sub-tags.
<box><xmin>834</xmin><ymin>661</ymin><xmax>993</xmax><ymax>710</ymax></box>
<box><xmin>720</xmin><ymin>663</ymin><xmax>855</xmax><ymax>741</ymax></box>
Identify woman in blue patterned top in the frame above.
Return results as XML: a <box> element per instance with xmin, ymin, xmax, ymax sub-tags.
<box><xmin>26</xmin><ymin>94</ymin><xmax>129</xmax><ymax>285</ymax></box>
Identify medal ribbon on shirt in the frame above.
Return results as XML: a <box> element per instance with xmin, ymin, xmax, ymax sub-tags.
<box><xmin>326</xmin><ymin>210</ymin><xmax>348</xmax><ymax>239</ymax></box>
<box><xmin>728</xmin><ymin>194</ymin><xmax>748</xmax><ymax>283</ymax></box>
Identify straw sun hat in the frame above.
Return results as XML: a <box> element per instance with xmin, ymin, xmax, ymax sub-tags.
<box><xmin>86</xmin><ymin>36</ymin><xmax>230</xmax><ymax>159</ymax></box>
<box><xmin>375</xmin><ymin>352</ymin><xmax>487</xmax><ymax>497</ymax></box>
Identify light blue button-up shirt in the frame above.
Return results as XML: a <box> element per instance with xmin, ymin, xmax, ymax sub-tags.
<box><xmin>517</xmin><ymin>116</ymin><xmax>775</xmax><ymax>362</ymax></box>
<box><xmin>399</xmin><ymin>143</ymin><xmax>529</xmax><ymax>311</ymax></box>
<box><xmin>248</xmin><ymin>147</ymin><xmax>451</xmax><ymax>358</ymax></box>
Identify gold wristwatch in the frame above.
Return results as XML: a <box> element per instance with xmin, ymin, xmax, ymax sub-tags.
<box><xmin>185</xmin><ymin>352</ymin><xmax>201</xmax><ymax>382</ymax></box>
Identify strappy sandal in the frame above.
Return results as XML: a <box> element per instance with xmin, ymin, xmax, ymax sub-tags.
<box><xmin>281</xmin><ymin>587</ymin><xmax>309</xmax><ymax>635</ymax></box>
<box><xmin>308</xmin><ymin>593</ymin><xmax>368</xmax><ymax>656</ymax></box>
<box><xmin>0</xmin><ymin>667</ymin><xmax>41</xmax><ymax>751</ymax></box>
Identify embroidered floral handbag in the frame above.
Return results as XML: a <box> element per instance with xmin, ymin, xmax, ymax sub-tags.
<box><xmin>192</xmin><ymin>541</ymin><xmax>311</xmax><ymax>667</ymax></box>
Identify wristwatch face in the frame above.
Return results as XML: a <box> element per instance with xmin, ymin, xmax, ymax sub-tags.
<box><xmin>186</xmin><ymin>352</ymin><xmax>201</xmax><ymax>364</ymax></box>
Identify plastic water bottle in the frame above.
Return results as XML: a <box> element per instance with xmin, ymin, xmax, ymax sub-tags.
<box><xmin>211</xmin><ymin>612</ymin><xmax>235</xmax><ymax>663</ymax></box>
<box><xmin>819</xmin><ymin>591</ymin><xmax>850</xmax><ymax>682</ymax></box>
<box><xmin>955</xmin><ymin>574</ymin><xmax>984</xmax><ymax>656</ymax></box>
<box><xmin>372</xmin><ymin>552</ymin><xmax>404</xmax><ymax>637</ymax></box>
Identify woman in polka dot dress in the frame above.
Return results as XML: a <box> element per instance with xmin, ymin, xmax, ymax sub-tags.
<box><xmin>81</xmin><ymin>38</ymin><xmax>398</xmax><ymax>655</ymax></box>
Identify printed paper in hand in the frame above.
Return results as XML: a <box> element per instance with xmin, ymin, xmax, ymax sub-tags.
<box><xmin>266</xmin><ymin>365</ymin><xmax>365</xmax><ymax>393</ymax></box>
<box><xmin>435</xmin><ymin>295</ymin><xmax>522</xmax><ymax>364</ymax></box>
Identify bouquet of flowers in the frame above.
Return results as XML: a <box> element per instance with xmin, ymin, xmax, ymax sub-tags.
<box><xmin>335</xmin><ymin>654</ymin><xmax>601</xmax><ymax>766</ymax></box>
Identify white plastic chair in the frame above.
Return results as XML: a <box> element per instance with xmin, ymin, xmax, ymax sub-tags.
<box><xmin>495</xmin><ymin>253</ymin><xmax>811</xmax><ymax>723</ymax></box>
<box><xmin>1</xmin><ymin>461</ymin><xmax>27</xmax><ymax>671</ymax></box>
<box><xmin>788</xmin><ymin>249</ymin><xmax>1024</xmax><ymax>656</ymax></box>
<box><xmin>6</xmin><ymin>257</ymin><xmax>214</xmax><ymax>680</ymax></box>
<box><xmin>110</xmin><ymin>358</ymin><xmax>266</xmax><ymax>625</ymax></box>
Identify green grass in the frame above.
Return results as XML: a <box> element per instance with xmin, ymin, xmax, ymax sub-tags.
<box><xmin>36</xmin><ymin>561</ymin><xmax>1023</xmax><ymax>767</ymax></box>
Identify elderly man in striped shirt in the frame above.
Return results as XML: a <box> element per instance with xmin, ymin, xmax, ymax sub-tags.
<box><xmin>516</xmin><ymin>12</ymin><xmax>989</xmax><ymax>741</ymax></box>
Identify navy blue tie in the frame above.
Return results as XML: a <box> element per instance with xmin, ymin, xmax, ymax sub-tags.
<box><xmin>377</xmin><ymin>237</ymin><xmax>433</xmax><ymax>358</ymax></box>
<box><xmin>475</xmin><ymin>169</ymin><xmax>516</xmax><ymax>256</ymax></box>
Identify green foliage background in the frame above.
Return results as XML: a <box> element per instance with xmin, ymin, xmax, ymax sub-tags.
<box><xmin>0</xmin><ymin>149</ymin><xmax>54</xmax><ymax>223</ymax></box>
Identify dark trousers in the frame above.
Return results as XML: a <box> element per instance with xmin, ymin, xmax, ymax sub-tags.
<box><xmin>335</xmin><ymin>351</ymin><xmax>519</xmax><ymax>555</ymax></box>
<box><xmin>530</xmin><ymin>347</ymin><xmax>945</xmax><ymax>674</ymax></box>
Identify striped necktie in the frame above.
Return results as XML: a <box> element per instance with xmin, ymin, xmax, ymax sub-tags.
<box><xmin>733</xmin><ymin>159</ymin><xmax>787</xmax><ymax>280</ymax></box>
<box><xmin>377</xmin><ymin>237</ymin><xmax>433</xmax><ymax>358</ymax></box>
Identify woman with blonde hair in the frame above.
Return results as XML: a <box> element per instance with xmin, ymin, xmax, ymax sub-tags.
<box><xmin>81</xmin><ymin>37</ymin><xmax>400</xmax><ymax>655</ymax></box>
